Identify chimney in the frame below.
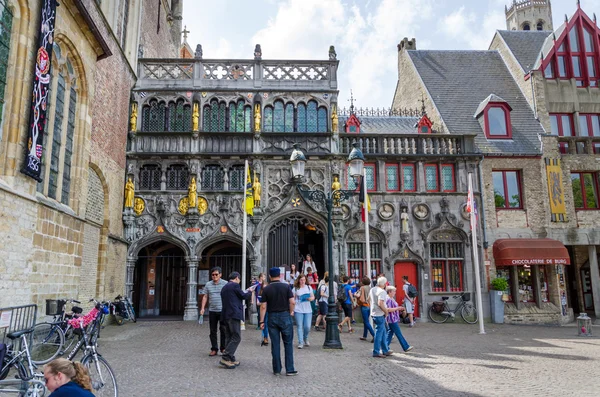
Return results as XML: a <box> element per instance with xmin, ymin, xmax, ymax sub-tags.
<box><xmin>397</xmin><ymin>37</ymin><xmax>417</xmax><ymax>53</ymax></box>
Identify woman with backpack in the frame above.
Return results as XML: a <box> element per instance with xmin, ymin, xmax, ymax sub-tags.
<box><xmin>402</xmin><ymin>275</ymin><xmax>416</xmax><ymax>327</ymax></box>
<box><xmin>337</xmin><ymin>276</ymin><xmax>354</xmax><ymax>333</ymax></box>
<box><xmin>354</xmin><ymin>276</ymin><xmax>375</xmax><ymax>342</ymax></box>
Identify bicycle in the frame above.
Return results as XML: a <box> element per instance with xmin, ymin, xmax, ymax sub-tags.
<box><xmin>30</xmin><ymin>299</ymin><xmax>83</xmax><ymax>365</ymax></box>
<box><xmin>111</xmin><ymin>296</ymin><xmax>136</xmax><ymax>325</ymax></box>
<box><xmin>428</xmin><ymin>292</ymin><xmax>478</xmax><ymax>324</ymax></box>
<box><xmin>0</xmin><ymin>328</ymin><xmax>46</xmax><ymax>396</ymax></box>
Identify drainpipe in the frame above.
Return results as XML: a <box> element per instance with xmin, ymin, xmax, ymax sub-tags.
<box><xmin>530</xmin><ymin>73</ymin><xmax>538</xmax><ymax>119</ymax></box>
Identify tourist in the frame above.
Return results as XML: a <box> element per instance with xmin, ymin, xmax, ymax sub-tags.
<box><xmin>315</xmin><ymin>274</ymin><xmax>337</xmax><ymax>331</ymax></box>
<box><xmin>370</xmin><ymin>277</ymin><xmax>391</xmax><ymax>358</ymax></box>
<box><xmin>306</xmin><ymin>267</ymin><xmax>319</xmax><ymax>291</ymax></box>
<box><xmin>385</xmin><ymin>286</ymin><xmax>413</xmax><ymax>352</ymax></box>
<box><xmin>200</xmin><ymin>267</ymin><xmax>228</xmax><ymax>356</ymax></box>
<box><xmin>355</xmin><ymin>276</ymin><xmax>374</xmax><ymax>342</ymax></box>
<box><xmin>287</xmin><ymin>263</ymin><xmax>300</xmax><ymax>284</ymax></box>
<box><xmin>260</xmin><ymin>267</ymin><xmax>297</xmax><ymax>376</ymax></box>
<box><xmin>292</xmin><ymin>274</ymin><xmax>314</xmax><ymax>348</ymax></box>
<box><xmin>302</xmin><ymin>254</ymin><xmax>316</xmax><ymax>275</ymax></box>
<box><xmin>338</xmin><ymin>275</ymin><xmax>354</xmax><ymax>333</ymax></box>
<box><xmin>219</xmin><ymin>272</ymin><xmax>257</xmax><ymax>369</ymax></box>
<box><xmin>44</xmin><ymin>358</ymin><xmax>94</xmax><ymax>396</ymax></box>
<box><xmin>256</xmin><ymin>273</ymin><xmax>269</xmax><ymax>346</ymax></box>
<box><xmin>402</xmin><ymin>275</ymin><xmax>416</xmax><ymax>327</ymax></box>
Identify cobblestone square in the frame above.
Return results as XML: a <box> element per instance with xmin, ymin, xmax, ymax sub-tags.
<box><xmin>96</xmin><ymin>321</ymin><xmax>600</xmax><ymax>397</ymax></box>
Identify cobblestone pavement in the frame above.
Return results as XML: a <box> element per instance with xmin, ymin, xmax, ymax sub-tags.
<box><xmin>96</xmin><ymin>320</ymin><xmax>600</xmax><ymax>397</ymax></box>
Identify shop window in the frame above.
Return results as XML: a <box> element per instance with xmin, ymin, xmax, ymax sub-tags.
<box><xmin>201</xmin><ymin>165</ymin><xmax>224</xmax><ymax>191</ymax></box>
<box><xmin>495</xmin><ymin>267</ymin><xmax>513</xmax><ymax>302</ymax></box>
<box><xmin>385</xmin><ymin>164</ymin><xmax>399</xmax><ymax>192</ymax></box>
<box><xmin>571</xmin><ymin>172</ymin><xmax>600</xmax><ymax>209</ymax></box>
<box><xmin>430</xmin><ymin>241</ymin><xmax>464</xmax><ymax>292</ymax></box>
<box><xmin>492</xmin><ymin>170</ymin><xmax>522</xmax><ymax>209</ymax></box>
<box><xmin>228</xmin><ymin>165</ymin><xmax>244</xmax><ymax>191</ymax></box>
<box><xmin>549</xmin><ymin>113</ymin><xmax>574</xmax><ymax>154</ymax></box>
<box><xmin>139</xmin><ymin>165</ymin><xmax>161</xmax><ymax>190</ymax></box>
<box><xmin>578</xmin><ymin>114</ymin><xmax>600</xmax><ymax>154</ymax></box>
<box><xmin>517</xmin><ymin>266</ymin><xmax>535</xmax><ymax>303</ymax></box>
<box><xmin>539</xmin><ymin>267</ymin><xmax>549</xmax><ymax>303</ymax></box>
<box><xmin>347</xmin><ymin>242</ymin><xmax>381</xmax><ymax>284</ymax></box>
<box><xmin>402</xmin><ymin>164</ymin><xmax>416</xmax><ymax>192</ymax></box>
<box><xmin>166</xmin><ymin>164</ymin><xmax>189</xmax><ymax>190</ymax></box>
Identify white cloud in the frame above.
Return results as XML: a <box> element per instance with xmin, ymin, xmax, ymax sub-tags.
<box><xmin>441</xmin><ymin>7</ymin><xmax>505</xmax><ymax>50</ymax></box>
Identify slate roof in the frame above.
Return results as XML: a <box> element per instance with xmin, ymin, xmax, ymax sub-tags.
<box><xmin>496</xmin><ymin>30</ymin><xmax>551</xmax><ymax>72</ymax></box>
<box><xmin>406</xmin><ymin>50</ymin><xmax>544</xmax><ymax>155</ymax></box>
<box><xmin>474</xmin><ymin>94</ymin><xmax>511</xmax><ymax>118</ymax></box>
<box><xmin>533</xmin><ymin>21</ymin><xmax>569</xmax><ymax>70</ymax></box>
<box><xmin>338</xmin><ymin>116</ymin><xmax>420</xmax><ymax>134</ymax></box>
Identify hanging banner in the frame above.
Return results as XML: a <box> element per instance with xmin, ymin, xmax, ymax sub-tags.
<box><xmin>21</xmin><ymin>0</ymin><xmax>58</xmax><ymax>181</ymax></box>
<box><xmin>545</xmin><ymin>158</ymin><xmax>567</xmax><ymax>222</ymax></box>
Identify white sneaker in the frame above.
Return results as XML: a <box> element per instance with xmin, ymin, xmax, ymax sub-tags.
<box><xmin>304</xmin><ymin>340</ymin><xmax>310</xmax><ymax>346</ymax></box>
<box><xmin>297</xmin><ymin>344</ymin><xmax>303</xmax><ymax>349</ymax></box>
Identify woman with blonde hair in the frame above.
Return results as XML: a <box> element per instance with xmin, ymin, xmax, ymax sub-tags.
<box><xmin>44</xmin><ymin>358</ymin><xmax>94</xmax><ymax>396</ymax></box>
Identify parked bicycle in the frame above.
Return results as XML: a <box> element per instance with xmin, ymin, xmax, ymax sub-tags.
<box><xmin>428</xmin><ymin>292</ymin><xmax>478</xmax><ymax>324</ymax></box>
<box><xmin>0</xmin><ymin>328</ymin><xmax>46</xmax><ymax>396</ymax></box>
<box><xmin>110</xmin><ymin>296</ymin><xmax>136</xmax><ymax>325</ymax></box>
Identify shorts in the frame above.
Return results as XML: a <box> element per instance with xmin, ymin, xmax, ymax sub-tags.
<box><xmin>318</xmin><ymin>301</ymin><xmax>328</xmax><ymax>315</ymax></box>
<box><xmin>404</xmin><ymin>299</ymin><xmax>414</xmax><ymax>314</ymax></box>
<box><xmin>342</xmin><ymin>303</ymin><xmax>353</xmax><ymax>318</ymax></box>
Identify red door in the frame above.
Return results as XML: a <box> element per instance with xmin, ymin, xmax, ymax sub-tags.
<box><xmin>394</xmin><ymin>262</ymin><xmax>419</xmax><ymax>318</ymax></box>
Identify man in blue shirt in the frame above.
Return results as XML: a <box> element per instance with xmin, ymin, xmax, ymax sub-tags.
<box><xmin>338</xmin><ymin>275</ymin><xmax>355</xmax><ymax>333</ymax></box>
<box><xmin>219</xmin><ymin>272</ymin><xmax>256</xmax><ymax>369</ymax></box>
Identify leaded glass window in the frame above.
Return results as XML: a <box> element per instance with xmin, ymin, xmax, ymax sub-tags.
<box><xmin>229</xmin><ymin>100</ymin><xmax>251</xmax><ymax>132</ymax></box>
<box><xmin>402</xmin><ymin>164</ymin><xmax>416</xmax><ymax>192</ymax></box>
<box><xmin>285</xmin><ymin>103</ymin><xmax>294</xmax><ymax>132</ymax></box>
<box><xmin>139</xmin><ymin>165</ymin><xmax>161</xmax><ymax>190</ymax></box>
<box><xmin>263</xmin><ymin>106</ymin><xmax>273</xmax><ymax>132</ymax></box>
<box><xmin>365</xmin><ymin>164</ymin><xmax>376</xmax><ymax>190</ymax></box>
<box><xmin>306</xmin><ymin>101</ymin><xmax>317</xmax><ymax>132</ymax></box>
<box><xmin>143</xmin><ymin>100</ymin><xmax>165</xmax><ymax>131</ymax></box>
<box><xmin>317</xmin><ymin>107</ymin><xmax>327</xmax><ymax>132</ymax></box>
<box><xmin>203</xmin><ymin>99</ymin><xmax>227</xmax><ymax>132</ymax></box>
<box><xmin>61</xmin><ymin>87</ymin><xmax>76</xmax><ymax>205</ymax></box>
<box><xmin>297</xmin><ymin>103</ymin><xmax>306</xmax><ymax>132</ymax></box>
<box><xmin>273</xmin><ymin>101</ymin><xmax>284</xmax><ymax>132</ymax></box>
<box><xmin>0</xmin><ymin>0</ymin><xmax>12</xmax><ymax>132</ymax></box>
<box><xmin>347</xmin><ymin>166</ymin><xmax>357</xmax><ymax>190</ymax></box>
<box><xmin>385</xmin><ymin>164</ymin><xmax>399</xmax><ymax>191</ymax></box>
<box><xmin>430</xmin><ymin>241</ymin><xmax>464</xmax><ymax>292</ymax></box>
<box><xmin>201</xmin><ymin>165</ymin><xmax>224</xmax><ymax>190</ymax></box>
<box><xmin>168</xmin><ymin>99</ymin><xmax>191</xmax><ymax>132</ymax></box>
<box><xmin>425</xmin><ymin>164</ymin><xmax>439</xmax><ymax>192</ymax></box>
<box><xmin>166</xmin><ymin>164</ymin><xmax>189</xmax><ymax>190</ymax></box>
<box><xmin>229</xmin><ymin>165</ymin><xmax>244</xmax><ymax>191</ymax></box>
<box><xmin>48</xmin><ymin>74</ymin><xmax>66</xmax><ymax>200</ymax></box>
<box><xmin>441</xmin><ymin>164</ymin><xmax>455</xmax><ymax>192</ymax></box>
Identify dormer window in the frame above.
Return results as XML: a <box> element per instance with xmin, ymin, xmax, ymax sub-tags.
<box><xmin>474</xmin><ymin>95</ymin><xmax>512</xmax><ymax>140</ymax></box>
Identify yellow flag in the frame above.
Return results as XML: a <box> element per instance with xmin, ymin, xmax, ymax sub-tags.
<box><xmin>245</xmin><ymin>166</ymin><xmax>254</xmax><ymax>216</ymax></box>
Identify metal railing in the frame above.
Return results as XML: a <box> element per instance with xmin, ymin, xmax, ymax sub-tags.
<box><xmin>0</xmin><ymin>304</ymin><xmax>37</xmax><ymax>344</ymax></box>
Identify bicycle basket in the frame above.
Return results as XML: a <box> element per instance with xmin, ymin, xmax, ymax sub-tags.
<box><xmin>462</xmin><ymin>292</ymin><xmax>471</xmax><ymax>302</ymax></box>
<box><xmin>45</xmin><ymin>299</ymin><xmax>66</xmax><ymax>316</ymax></box>
<box><xmin>432</xmin><ymin>301</ymin><xmax>445</xmax><ymax>313</ymax></box>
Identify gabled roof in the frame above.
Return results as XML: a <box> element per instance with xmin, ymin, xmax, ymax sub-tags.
<box><xmin>338</xmin><ymin>115</ymin><xmax>419</xmax><ymax>134</ymax></box>
<box><xmin>474</xmin><ymin>94</ymin><xmax>511</xmax><ymax>118</ymax></box>
<box><xmin>533</xmin><ymin>21</ymin><xmax>568</xmax><ymax>70</ymax></box>
<box><xmin>406</xmin><ymin>50</ymin><xmax>544</xmax><ymax>155</ymax></box>
<box><xmin>495</xmin><ymin>30</ymin><xmax>551</xmax><ymax>72</ymax></box>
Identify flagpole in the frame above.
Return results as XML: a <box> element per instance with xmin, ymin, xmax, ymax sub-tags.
<box><xmin>363</xmin><ymin>168</ymin><xmax>371</xmax><ymax>282</ymax></box>
<box><xmin>242</xmin><ymin>160</ymin><xmax>249</xmax><ymax>291</ymax></box>
<box><xmin>468</xmin><ymin>172</ymin><xmax>485</xmax><ymax>335</ymax></box>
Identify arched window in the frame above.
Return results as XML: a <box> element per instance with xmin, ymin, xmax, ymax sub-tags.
<box><xmin>297</xmin><ymin>103</ymin><xmax>307</xmax><ymax>132</ymax></box>
<box><xmin>229</xmin><ymin>165</ymin><xmax>244</xmax><ymax>190</ymax></box>
<box><xmin>537</xmin><ymin>21</ymin><xmax>544</xmax><ymax>31</ymax></box>
<box><xmin>263</xmin><ymin>106</ymin><xmax>273</xmax><ymax>132</ymax></box>
<box><xmin>0</xmin><ymin>1</ymin><xmax>13</xmax><ymax>133</ymax></box>
<box><xmin>168</xmin><ymin>99</ymin><xmax>191</xmax><ymax>132</ymax></box>
<box><xmin>273</xmin><ymin>100</ymin><xmax>285</xmax><ymax>132</ymax></box>
<box><xmin>142</xmin><ymin>99</ymin><xmax>166</xmax><ymax>131</ymax></box>
<box><xmin>201</xmin><ymin>165</ymin><xmax>224</xmax><ymax>190</ymax></box>
<box><xmin>285</xmin><ymin>103</ymin><xmax>294</xmax><ymax>132</ymax></box>
<box><xmin>523</xmin><ymin>23</ymin><xmax>530</xmax><ymax>31</ymax></box>
<box><xmin>203</xmin><ymin>99</ymin><xmax>227</xmax><ymax>132</ymax></box>
<box><xmin>317</xmin><ymin>106</ymin><xmax>328</xmax><ymax>132</ymax></box>
<box><xmin>229</xmin><ymin>100</ymin><xmax>251</xmax><ymax>132</ymax></box>
<box><xmin>139</xmin><ymin>164</ymin><xmax>162</xmax><ymax>190</ymax></box>
<box><xmin>306</xmin><ymin>100</ymin><xmax>318</xmax><ymax>132</ymax></box>
<box><xmin>166</xmin><ymin>164</ymin><xmax>189</xmax><ymax>190</ymax></box>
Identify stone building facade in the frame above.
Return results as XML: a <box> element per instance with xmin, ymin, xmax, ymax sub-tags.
<box><xmin>0</xmin><ymin>0</ymin><xmax>180</xmax><ymax>311</ymax></box>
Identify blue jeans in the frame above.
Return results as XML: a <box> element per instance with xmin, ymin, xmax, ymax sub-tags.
<box><xmin>294</xmin><ymin>311</ymin><xmax>312</xmax><ymax>344</ymax></box>
<box><xmin>262</xmin><ymin>312</ymin><xmax>269</xmax><ymax>339</ymax></box>
<box><xmin>360</xmin><ymin>306</ymin><xmax>375</xmax><ymax>338</ymax></box>
<box><xmin>386</xmin><ymin>321</ymin><xmax>410</xmax><ymax>351</ymax></box>
<box><xmin>267</xmin><ymin>311</ymin><xmax>295</xmax><ymax>374</ymax></box>
<box><xmin>372</xmin><ymin>315</ymin><xmax>389</xmax><ymax>355</ymax></box>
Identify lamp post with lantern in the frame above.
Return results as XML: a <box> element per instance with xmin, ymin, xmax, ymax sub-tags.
<box><xmin>289</xmin><ymin>142</ymin><xmax>365</xmax><ymax>349</ymax></box>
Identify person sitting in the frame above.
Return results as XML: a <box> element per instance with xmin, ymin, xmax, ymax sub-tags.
<box><xmin>44</xmin><ymin>358</ymin><xmax>94</xmax><ymax>396</ymax></box>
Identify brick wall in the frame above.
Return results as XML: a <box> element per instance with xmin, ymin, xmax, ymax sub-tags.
<box><xmin>139</xmin><ymin>0</ymin><xmax>180</xmax><ymax>59</ymax></box>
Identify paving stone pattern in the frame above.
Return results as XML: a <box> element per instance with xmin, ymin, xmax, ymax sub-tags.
<box><xmin>96</xmin><ymin>321</ymin><xmax>599</xmax><ymax>397</ymax></box>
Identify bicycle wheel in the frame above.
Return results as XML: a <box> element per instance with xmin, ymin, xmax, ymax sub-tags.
<box><xmin>30</xmin><ymin>323</ymin><xmax>65</xmax><ymax>364</ymax></box>
<box><xmin>82</xmin><ymin>355</ymin><xmax>118</xmax><ymax>397</ymax></box>
<box><xmin>428</xmin><ymin>305</ymin><xmax>450</xmax><ymax>323</ymax></box>
<box><xmin>461</xmin><ymin>303</ymin><xmax>478</xmax><ymax>324</ymax></box>
<box><xmin>126</xmin><ymin>302</ymin><xmax>136</xmax><ymax>323</ymax></box>
<box><xmin>0</xmin><ymin>355</ymin><xmax>39</xmax><ymax>397</ymax></box>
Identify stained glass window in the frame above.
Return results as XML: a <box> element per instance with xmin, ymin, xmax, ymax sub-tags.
<box><xmin>306</xmin><ymin>101</ymin><xmax>317</xmax><ymax>132</ymax></box>
<box><xmin>317</xmin><ymin>107</ymin><xmax>327</xmax><ymax>132</ymax></box>
<box><xmin>61</xmin><ymin>87</ymin><xmax>76</xmax><ymax>205</ymax></box>
<box><xmin>263</xmin><ymin>106</ymin><xmax>273</xmax><ymax>132</ymax></box>
<box><xmin>146</xmin><ymin>100</ymin><xmax>165</xmax><ymax>131</ymax></box>
<box><xmin>229</xmin><ymin>100</ymin><xmax>250</xmax><ymax>132</ymax></box>
<box><xmin>425</xmin><ymin>164</ymin><xmax>439</xmax><ymax>192</ymax></box>
<box><xmin>403</xmin><ymin>165</ymin><xmax>416</xmax><ymax>192</ymax></box>
<box><xmin>166</xmin><ymin>164</ymin><xmax>189</xmax><ymax>190</ymax></box>
<box><xmin>0</xmin><ymin>0</ymin><xmax>12</xmax><ymax>132</ymax></box>
<box><xmin>168</xmin><ymin>99</ymin><xmax>190</xmax><ymax>132</ymax></box>
<box><xmin>273</xmin><ymin>101</ymin><xmax>284</xmax><ymax>132</ymax></box>
<box><xmin>229</xmin><ymin>165</ymin><xmax>244</xmax><ymax>191</ymax></box>
<box><xmin>441</xmin><ymin>164</ymin><xmax>455</xmax><ymax>192</ymax></box>
<box><xmin>385</xmin><ymin>164</ymin><xmax>399</xmax><ymax>191</ymax></box>
<box><xmin>244</xmin><ymin>105</ymin><xmax>251</xmax><ymax>132</ymax></box>
<box><xmin>297</xmin><ymin>103</ymin><xmax>306</xmax><ymax>132</ymax></box>
<box><xmin>285</xmin><ymin>103</ymin><xmax>294</xmax><ymax>132</ymax></box>
<box><xmin>201</xmin><ymin>165</ymin><xmax>224</xmax><ymax>190</ymax></box>
<box><xmin>139</xmin><ymin>165</ymin><xmax>161</xmax><ymax>190</ymax></box>
<box><xmin>203</xmin><ymin>99</ymin><xmax>227</xmax><ymax>132</ymax></box>
<box><xmin>48</xmin><ymin>74</ymin><xmax>66</xmax><ymax>200</ymax></box>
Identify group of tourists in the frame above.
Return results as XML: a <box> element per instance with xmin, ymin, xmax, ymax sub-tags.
<box><xmin>200</xmin><ymin>257</ymin><xmax>417</xmax><ymax>375</ymax></box>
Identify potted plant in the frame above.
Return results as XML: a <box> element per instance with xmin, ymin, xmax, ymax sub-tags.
<box><xmin>489</xmin><ymin>277</ymin><xmax>509</xmax><ymax>324</ymax></box>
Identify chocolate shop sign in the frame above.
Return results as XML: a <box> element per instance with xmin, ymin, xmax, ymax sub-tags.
<box><xmin>511</xmin><ymin>259</ymin><xmax>568</xmax><ymax>265</ymax></box>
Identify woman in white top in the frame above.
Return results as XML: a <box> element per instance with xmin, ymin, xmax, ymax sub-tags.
<box><xmin>302</xmin><ymin>254</ymin><xmax>316</xmax><ymax>275</ymax></box>
<box><xmin>292</xmin><ymin>274</ymin><xmax>314</xmax><ymax>349</ymax></box>
<box><xmin>287</xmin><ymin>263</ymin><xmax>300</xmax><ymax>284</ymax></box>
<box><xmin>314</xmin><ymin>274</ymin><xmax>337</xmax><ymax>331</ymax></box>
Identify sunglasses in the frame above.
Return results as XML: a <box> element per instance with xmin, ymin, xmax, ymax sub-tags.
<box><xmin>211</xmin><ymin>273</ymin><xmax>219</xmax><ymax>277</ymax></box>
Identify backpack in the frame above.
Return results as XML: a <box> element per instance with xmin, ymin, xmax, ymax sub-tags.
<box><xmin>407</xmin><ymin>284</ymin><xmax>418</xmax><ymax>298</ymax></box>
<box><xmin>337</xmin><ymin>284</ymin><xmax>348</xmax><ymax>304</ymax></box>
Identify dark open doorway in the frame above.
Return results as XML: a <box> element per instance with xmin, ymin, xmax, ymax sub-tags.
<box><xmin>201</xmin><ymin>242</ymin><xmax>246</xmax><ymax>287</ymax></box>
<box><xmin>298</xmin><ymin>223</ymin><xmax>325</xmax><ymax>277</ymax></box>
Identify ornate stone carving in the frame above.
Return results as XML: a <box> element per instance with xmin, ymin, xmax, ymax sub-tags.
<box><xmin>133</xmin><ymin>197</ymin><xmax>145</xmax><ymax>216</ymax></box>
<box><xmin>377</xmin><ymin>202</ymin><xmax>395</xmax><ymax>220</ymax></box>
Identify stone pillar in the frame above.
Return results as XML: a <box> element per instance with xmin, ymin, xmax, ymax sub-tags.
<box><xmin>125</xmin><ymin>258</ymin><xmax>136</xmax><ymax>301</ymax></box>
<box><xmin>184</xmin><ymin>256</ymin><xmax>199</xmax><ymax>321</ymax></box>
<box><xmin>587</xmin><ymin>245</ymin><xmax>600</xmax><ymax>324</ymax></box>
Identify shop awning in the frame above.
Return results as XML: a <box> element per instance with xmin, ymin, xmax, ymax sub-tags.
<box><xmin>493</xmin><ymin>238</ymin><xmax>570</xmax><ymax>266</ymax></box>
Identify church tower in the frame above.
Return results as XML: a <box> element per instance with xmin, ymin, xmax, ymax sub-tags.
<box><xmin>505</xmin><ymin>0</ymin><xmax>553</xmax><ymax>31</ymax></box>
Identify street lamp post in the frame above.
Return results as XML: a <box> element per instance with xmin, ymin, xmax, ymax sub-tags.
<box><xmin>290</xmin><ymin>143</ymin><xmax>365</xmax><ymax>349</ymax></box>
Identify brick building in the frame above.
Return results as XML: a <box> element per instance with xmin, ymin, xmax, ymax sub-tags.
<box><xmin>393</xmin><ymin>0</ymin><xmax>600</xmax><ymax>324</ymax></box>
<box><xmin>0</xmin><ymin>0</ymin><xmax>181</xmax><ymax>311</ymax></box>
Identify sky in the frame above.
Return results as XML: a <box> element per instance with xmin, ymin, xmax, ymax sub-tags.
<box><xmin>182</xmin><ymin>0</ymin><xmax>600</xmax><ymax>109</ymax></box>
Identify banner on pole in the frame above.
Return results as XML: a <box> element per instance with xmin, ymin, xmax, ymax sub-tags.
<box><xmin>244</xmin><ymin>165</ymin><xmax>254</xmax><ymax>216</ymax></box>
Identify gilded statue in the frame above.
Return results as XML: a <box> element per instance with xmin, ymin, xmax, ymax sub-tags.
<box><xmin>252</xmin><ymin>173</ymin><xmax>261</xmax><ymax>207</ymax></box>
<box><xmin>331</xmin><ymin>176</ymin><xmax>342</xmax><ymax>207</ymax></box>
<box><xmin>192</xmin><ymin>102</ymin><xmax>199</xmax><ymax>132</ymax></box>
<box><xmin>130</xmin><ymin>103</ymin><xmax>137</xmax><ymax>132</ymax></box>
<box><xmin>178</xmin><ymin>197</ymin><xmax>189</xmax><ymax>215</ymax></box>
<box><xmin>198</xmin><ymin>197</ymin><xmax>208</xmax><ymax>215</ymax></box>
<box><xmin>254</xmin><ymin>103</ymin><xmax>261</xmax><ymax>133</ymax></box>
<box><xmin>124</xmin><ymin>177</ymin><xmax>135</xmax><ymax>208</ymax></box>
<box><xmin>188</xmin><ymin>177</ymin><xmax>197</xmax><ymax>209</ymax></box>
<box><xmin>331</xmin><ymin>105</ymin><xmax>338</xmax><ymax>133</ymax></box>
<box><xmin>133</xmin><ymin>197</ymin><xmax>145</xmax><ymax>216</ymax></box>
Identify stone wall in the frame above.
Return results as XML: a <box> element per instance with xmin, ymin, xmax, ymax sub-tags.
<box><xmin>138</xmin><ymin>0</ymin><xmax>180</xmax><ymax>59</ymax></box>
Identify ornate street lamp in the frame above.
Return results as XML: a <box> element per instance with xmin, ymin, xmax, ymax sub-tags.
<box><xmin>289</xmin><ymin>142</ymin><xmax>365</xmax><ymax>349</ymax></box>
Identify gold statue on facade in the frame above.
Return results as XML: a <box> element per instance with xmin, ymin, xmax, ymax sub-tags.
<box><xmin>188</xmin><ymin>176</ymin><xmax>197</xmax><ymax>208</ymax></box>
<box><xmin>130</xmin><ymin>103</ymin><xmax>137</xmax><ymax>132</ymax></box>
<box><xmin>178</xmin><ymin>197</ymin><xmax>189</xmax><ymax>215</ymax></box>
<box><xmin>192</xmin><ymin>102</ymin><xmax>199</xmax><ymax>131</ymax></box>
<box><xmin>133</xmin><ymin>197</ymin><xmax>145</xmax><ymax>216</ymax></box>
<box><xmin>254</xmin><ymin>103</ymin><xmax>261</xmax><ymax>133</ymax></box>
<box><xmin>124</xmin><ymin>177</ymin><xmax>135</xmax><ymax>208</ymax></box>
<box><xmin>331</xmin><ymin>175</ymin><xmax>342</xmax><ymax>207</ymax></box>
<box><xmin>252</xmin><ymin>173</ymin><xmax>261</xmax><ymax>207</ymax></box>
<box><xmin>331</xmin><ymin>105</ymin><xmax>338</xmax><ymax>133</ymax></box>
<box><xmin>198</xmin><ymin>197</ymin><xmax>208</xmax><ymax>214</ymax></box>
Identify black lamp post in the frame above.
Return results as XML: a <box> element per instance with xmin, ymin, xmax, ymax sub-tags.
<box><xmin>290</xmin><ymin>143</ymin><xmax>365</xmax><ymax>349</ymax></box>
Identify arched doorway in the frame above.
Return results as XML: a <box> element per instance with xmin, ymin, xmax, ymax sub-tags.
<box><xmin>201</xmin><ymin>241</ymin><xmax>246</xmax><ymax>286</ymax></box>
<box><xmin>134</xmin><ymin>242</ymin><xmax>187</xmax><ymax>317</ymax></box>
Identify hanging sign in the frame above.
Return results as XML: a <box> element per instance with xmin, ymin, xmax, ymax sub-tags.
<box><xmin>21</xmin><ymin>0</ymin><xmax>58</xmax><ymax>181</ymax></box>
